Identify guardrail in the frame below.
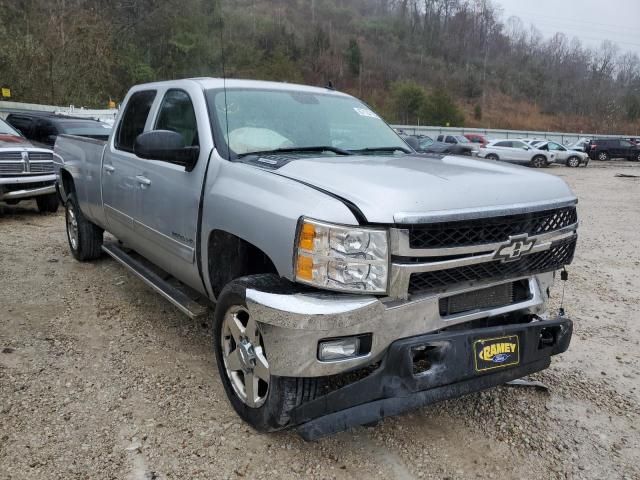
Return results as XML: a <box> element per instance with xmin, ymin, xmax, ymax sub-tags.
<box><xmin>0</xmin><ymin>101</ymin><xmax>118</xmax><ymax>125</ymax></box>
<box><xmin>391</xmin><ymin>125</ymin><xmax>637</xmax><ymax>145</ymax></box>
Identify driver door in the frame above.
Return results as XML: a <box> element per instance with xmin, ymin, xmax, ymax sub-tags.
<box><xmin>130</xmin><ymin>86</ymin><xmax>212</xmax><ymax>291</ymax></box>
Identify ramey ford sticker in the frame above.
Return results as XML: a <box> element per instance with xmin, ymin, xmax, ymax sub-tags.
<box><xmin>473</xmin><ymin>335</ymin><xmax>520</xmax><ymax>372</ymax></box>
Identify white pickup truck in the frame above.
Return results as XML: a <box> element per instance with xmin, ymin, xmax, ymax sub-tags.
<box><xmin>54</xmin><ymin>78</ymin><xmax>578</xmax><ymax>440</ymax></box>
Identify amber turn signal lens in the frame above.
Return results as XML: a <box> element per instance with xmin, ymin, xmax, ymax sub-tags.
<box><xmin>296</xmin><ymin>255</ymin><xmax>314</xmax><ymax>280</ymax></box>
<box><xmin>298</xmin><ymin>222</ymin><xmax>316</xmax><ymax>250</ymax></box>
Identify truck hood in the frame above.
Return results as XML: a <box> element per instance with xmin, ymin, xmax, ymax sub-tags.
<box><xmin>0</xmin><ymin>134</ymin><xmax>32</xmax><ymax>147</ymax></box>
<box><xmin>273</xmin><ymin>154</ymin><xmax>575</xmax><ymax>224</ymax></box>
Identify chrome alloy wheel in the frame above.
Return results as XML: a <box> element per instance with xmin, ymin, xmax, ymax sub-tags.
<box><xmin>221</xmin><ymin>305</ymin><xmax>270</xmax><ymax>408</ymax></box>
<box><xmin>66</xmin><ymin>203</ymin><xmax>79</xmax><ymax>250</ymax></box>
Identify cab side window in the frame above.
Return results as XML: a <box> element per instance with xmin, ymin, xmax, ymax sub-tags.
<box><xmin>115</xmin><ymin>90</ymin><xmax>157</xmax><ymax>153</ymax></box>
<box><xmin>155</xmin><ymin>90</ymin><xmax>199</xmax><ymax>147</ymax></box>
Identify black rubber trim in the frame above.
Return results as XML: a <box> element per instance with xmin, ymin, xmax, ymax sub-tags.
<box><xmin>293</xmin><ymin>316</ymin><xmax>573</xmax><ymax>440</ymax></box>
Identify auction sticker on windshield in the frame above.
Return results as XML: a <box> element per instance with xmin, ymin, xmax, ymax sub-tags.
<box><xmin>353</xmin><ymin>107</ymin><xmax>379</xmax><ymax>118</ymax></box>
<box><xmin>473</xmin><ymin>335</ymin><xmax>520</xmax><ymax>372</ymax></box>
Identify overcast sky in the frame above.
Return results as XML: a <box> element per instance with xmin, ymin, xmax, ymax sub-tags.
<box><xmin>493</xmin><ymin>0</ymin><xmax>640</xmax><ymax>55</ymax></box>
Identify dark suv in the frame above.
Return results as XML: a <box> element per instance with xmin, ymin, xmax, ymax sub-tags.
<box><xmin>6</xmin><ymin>113</ymin><xmax>112</xmax><ymax>148</ymax></box>
<box><xmin>587</xmin><ymin>138</ymin><xmax>640</xmax><ymax>161</ymax></box>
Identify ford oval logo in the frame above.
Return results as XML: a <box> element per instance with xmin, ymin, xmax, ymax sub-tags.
<box><xmin>492</xmin><ymin>353</ymin><xmax>511</xmax><ymax>363</ymax></box>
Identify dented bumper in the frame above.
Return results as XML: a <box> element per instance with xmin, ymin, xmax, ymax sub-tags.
<box><xmin>293</xmin><ymin>316</ymin><xmax>572</xmax><ymax>440</ymax></box>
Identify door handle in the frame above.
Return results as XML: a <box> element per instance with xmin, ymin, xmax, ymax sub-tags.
<box><xmin>136</xmin><ymin>175</ymin><xmax>152</xmax><ymax>188</ymax></box>
<box><xmin>103</xmin><ymin>164</ymin><xmax>115</xmax><ymax>174</ymax></box>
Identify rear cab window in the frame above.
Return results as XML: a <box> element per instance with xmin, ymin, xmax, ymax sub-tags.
<box><xmin>115</xmin><ymin>90</ymin><xmax>157</xmax><ymax>152</ymax></box>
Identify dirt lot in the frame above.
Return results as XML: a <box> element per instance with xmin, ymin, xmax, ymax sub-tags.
<box><xmin>1</xmin><ymin>162</ymin><xmax>639</xmax><ymax>480</ymax></box>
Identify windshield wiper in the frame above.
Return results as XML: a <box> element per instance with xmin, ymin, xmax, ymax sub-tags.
<box><xmin>348</xmin><ymin>146</ymin><xmax>412</xmax><ymax>154</ymax></box>
<box><xmin>236</xmin><ymin>146</ymin><xmax>354</xmax><ymax>158</ymax></box>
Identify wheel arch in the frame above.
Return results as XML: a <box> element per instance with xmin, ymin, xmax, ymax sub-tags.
<box><xmin>207</xmin><ymin>230</ymin><xmax>279</xmax><ymax>299</ymax></box>
<box><xmin>58</xmin><ymin>167</ymin><xmax>75</xmax><ymax>203</ymax></box>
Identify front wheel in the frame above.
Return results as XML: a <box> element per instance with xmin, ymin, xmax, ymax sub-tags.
<box><xmin>635</xmin><ymin>152</ymin><xmax>640</xmax><ymax>162</ymax></box>
<box><xmin>65</xmin><ymin>192</ymin><xmax>103</xmax><ymax>261</ymax></box>
<box><xmin>597</xmin><ymin>151</ymin><xmax>609</xmax><ymax>161</ymax></box>
<box><xmin>567</xmin><ymin>156</ymin><xmax>581</xmax><ymax>168</ymax></box>
<box><xmin>485</xmin><ymin>153</ymin><xmax>499</xmax><ymax>160</ymax></box>
<box><xmin>213</xmin><ymin>276</ymin><xmax>323</xmax><ymax>432</ymax></box>
<box><xmin>36</xmin><ymin>193</ymin><xmax>59</xmax><ymax>213</ymax></box>
<box><xmin>531</xmin><ymin>155</ymin><xmax>547</xmax><ymax>168</ymax></box>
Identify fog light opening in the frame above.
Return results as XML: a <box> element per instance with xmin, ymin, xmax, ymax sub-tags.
<box><xmin>318</xmin><ymin>334</ymin><xmax>372</xmax><ymax>362</ymax></box>
<box><xmin>411</xmin><ymin>345</ymin><xmax>437</xmax><ymax>375</ymax></box>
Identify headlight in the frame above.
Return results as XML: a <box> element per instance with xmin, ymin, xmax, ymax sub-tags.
<box><xmin>294</xmin><ymin>218</ymin><xmax>389</xmax><ymax>294</ymax></box>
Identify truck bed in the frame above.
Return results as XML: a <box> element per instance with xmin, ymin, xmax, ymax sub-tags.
<box><xmin>54</xmin><ymin>134</ymin><xmax>107</xmax><ymax>226</ymax></box>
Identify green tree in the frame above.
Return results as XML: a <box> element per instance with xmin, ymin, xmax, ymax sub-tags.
<box><xmin>421</xmin><ymin>89</ymin><xmax>465</xmax><ymax>127</ymax></box>
<box><xmin>391</xmin><ymin>81</ymin><xmax>427</xmax><ymax>124</ymax></box>
<box><xmin>345</xmin><ymin>38</ymin><xmax>361</xmax><ymax>76</ymax></box>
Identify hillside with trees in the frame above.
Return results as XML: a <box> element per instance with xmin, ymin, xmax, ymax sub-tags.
<box><xmin>1</xmin><ymin>0</ymin><xmax>639</xmax><ymax>133</ymax></box>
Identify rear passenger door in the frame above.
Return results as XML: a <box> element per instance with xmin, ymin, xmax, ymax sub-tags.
<box><xmin>103</xmin><ymin>89</ymin><xmax>157</xmax><ymax>245</ymax></box>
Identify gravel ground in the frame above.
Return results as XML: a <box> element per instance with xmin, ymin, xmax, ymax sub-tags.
<box><xmin>1</xmin><ymin>161</ymin><xmax>639</xmax><ymax>480</ymax></box>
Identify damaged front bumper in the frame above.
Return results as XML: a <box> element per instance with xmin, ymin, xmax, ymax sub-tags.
<box><xmin>292</xmin><ymin>316</ymin><xmax>572</xmax><ymax>440</ymax></box>
<box><xmin>246</xmin><ymin>274</ymin><xmax>553</xmax><ymax>378</ymax></box>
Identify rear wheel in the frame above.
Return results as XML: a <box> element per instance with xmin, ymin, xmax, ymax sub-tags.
<box><xmin>635</xmin><ymin>152</ymin><xmax>640</xmax><ymax>162</ymax></box>
<box><xmin>65</xmin><ymin>192</ymin><xmax>103</xmax><ymax>261</ymax></box>
<box><xmin>485</xmin><ymin>153</ymin><xmax>499</xmax><ymax>160</ymax></box>
<box><xmin>36</xmin><ymin>193</ymin><xmax>59</xmax><ymax>213</ymax></box>
<box><xmin>597</xmin><ymin>151</ymin><xmax>609</xmax><ymax>161</ymax></box>
<box><xmin>531</xmin><ymin>155</ymin><xmax>547</xmax><ymax>168</ymax></box>
<box><xmin>567</xmin><ymin>156</ymin><xmax>581</xmax><ymax>168</ymax></box>
<box><xmin>213</xmin><ymin>276</ymin><xmax>323</xmax><ymax>432</ymax></box>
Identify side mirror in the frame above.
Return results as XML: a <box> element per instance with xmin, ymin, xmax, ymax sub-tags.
<box><xmin>524</xmin><ymin>146</ymin><xmax>530</xmax><ymax>150</ymax></box>
<box><xmin>46</xmin><ymin>135</ymin><xmax>57</xmax><ymax>145</ymax></box>
<box><xmin>134</xmin><ymin>130</ymin><xmax>199</xmax><ymax>171</ymax></box>
<box><xmin>403</xmin><ymin>136</ymin><xmax>419</xmax><ymax>152</ymax></box>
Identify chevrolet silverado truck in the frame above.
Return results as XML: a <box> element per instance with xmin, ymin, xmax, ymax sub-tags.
<box><xmin>54</xmin><ymin>79</ymin><xmax>578</xmax><ymax>440</ymax></box>
<box><xmin>0</xmin><ymin>117</ymin><xmax>59</xmax><ymax>212</ymax></box>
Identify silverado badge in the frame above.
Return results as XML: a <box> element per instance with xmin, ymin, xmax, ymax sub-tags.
<box><xmin>494</xmin><ymin>235</ymin><xmax>535</xmax><ymax>262</ymax></box>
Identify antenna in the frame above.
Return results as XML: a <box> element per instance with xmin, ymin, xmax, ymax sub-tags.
<box><xmin>219</xmin><ymin>0</ymin><xmax>230</xmax><ymax>158</ymax></box>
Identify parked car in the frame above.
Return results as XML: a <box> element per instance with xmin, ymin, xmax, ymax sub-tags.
<box><xmin>532</xmin><ymin>141</ymin><xmax>589</xmax><ymax>167</ymax></box>
<box><xmin>54</xmin><ymin>78</ymin><xmax>577</xmax><ymax>439</ymax></box>
<box><xmin>463</xmin><ymin>133</ymin><xmax>488</xmax><ymax>147</ymax></box>
<box><xmin>434</xmin><ymin>135</ymin><xmax>477</xmax><ymax>155</ymax></box>
<box><xmin>6</xmin><ymin>113</ymin><xmax>112</xmax><ymax>148</ymax></box>
<box><xmin>0</xmin><ymin>117</ymin><xmax>59</xmax><ymax>212</ymax></box>
<box><xmin>400</xmin><ymin>134</ymin><xmax>434</xmax><ymax>152</ymax></box>
<box><xmin>477</xmin><ymin>139</ymin><xmax>554</xmax><ymax>167</ymax></box>
<box><xmin>566</xmin><ymin>137</ymin><xmax>590</xmax><ymax>152</ymax></box>
<box><xmin>587</xmin><ymin>138</ymin><xmax>640</xmax><ymax>161</ymax></box>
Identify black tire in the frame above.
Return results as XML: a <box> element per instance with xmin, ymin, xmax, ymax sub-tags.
<box><xmin>485</xmin><ymin>153</ymin><xmax>499</xmax><ymax>160</ymax></box>
<box><xmin>531</xmin><ymin>155</ymin><xmax>547</xmax><ymax>168</ymax></box>
<box><xmin>597</xmin><ymin>151</ymin><xmax>609</xmax><ymax>161</ymax></box>
<box><xmin>65</xmin><ymin>192</ymin><xmax>103</xmax><ymax>261</ymax></box>
<box><xmin>567</xmin><ymin>156</ymin><xmax>581</xmax><ymax>168</ymax></box>
<box><xmin>36</xmin><ymin>193</ymin><xmax>59</xmax><ymax>213</ymax></box>
<box><xmin>213</xmin><ymin>275</ymin><xmax>323</xmax><ymax>432</ymax></box>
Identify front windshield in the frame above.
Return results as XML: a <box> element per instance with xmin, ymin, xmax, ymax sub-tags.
<box><xmin>206</xmin><ymin>88</ymin><xmax>407</xmax><ymax>157</ymax></box>
<box><xmin>0</xmin><ymin>118</ymin><xmax>20</xmax><ymax>136</ymax></box>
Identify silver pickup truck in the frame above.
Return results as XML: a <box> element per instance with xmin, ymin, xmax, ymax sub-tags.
<box><xmin>54</xmin><ymin>78</ymin><xmax>578</xmax><ymax>440</ymax></box>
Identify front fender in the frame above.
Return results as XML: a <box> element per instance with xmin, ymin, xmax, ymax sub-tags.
<box><xmin>200</xmin><ymin>156</ymin><xmax>359</xmax><ymax>299</ymax></box>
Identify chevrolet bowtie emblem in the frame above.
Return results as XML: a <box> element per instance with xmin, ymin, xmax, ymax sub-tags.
<box><xmin>494</xmin><ymin>235</ymin><xmax>536</xmax><ymax>262</ymax></box>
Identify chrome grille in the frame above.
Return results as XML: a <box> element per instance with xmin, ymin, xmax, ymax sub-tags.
<box><xmin>29</xmin><ymin>162</ymin><xmax>54</xmax><ymax>173</ymax></box>
<box><xmin>408</xmin><ymin>207</ymin><xmax>578</xmax><ymax>249</ymax></box>
<box><xmin>28</xmin><ymin>152</ymin><xmax>54</xmax><ymax>161</ymax></box>
<box><xmin>0</xmin><ymin>162</ymin><xmax>25</xmax><ymax>174</ymax></box>
<box><xmin>0</xmin><ymin>151</ymin><xmax>22</xmax><ymax>161</ymax></box>
<box><xmin>408</xmin><ymin>238</ymin><xmax>576</xmax><ymax>294</ymax></box>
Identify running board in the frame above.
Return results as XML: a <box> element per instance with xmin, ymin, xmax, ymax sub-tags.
<box><xmin>102</xmin><ymin>242</ymin><xmax>209</xmax><ymax>320</ymax></box>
